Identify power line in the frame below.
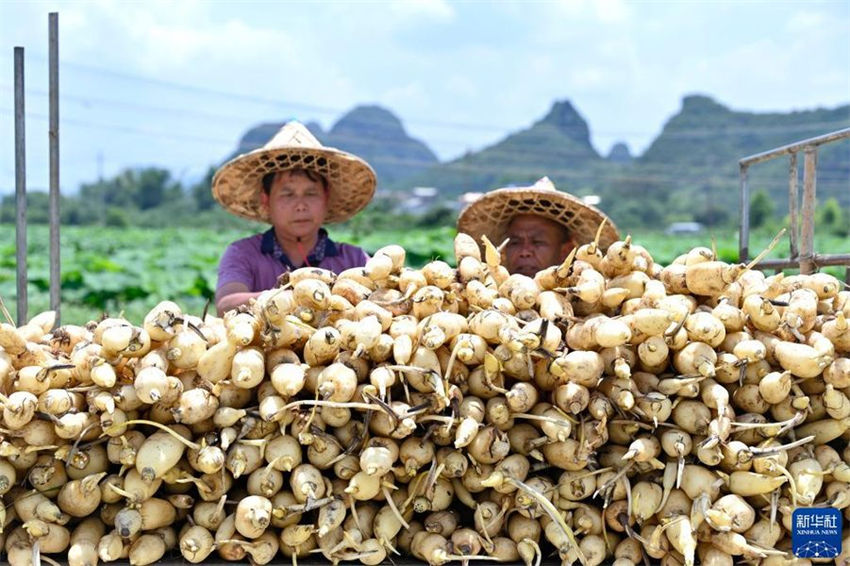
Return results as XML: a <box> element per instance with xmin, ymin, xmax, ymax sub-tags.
<box><xmin>0</xmin><ymin>86</ymin><xmax>475</xmax><ymax>151</ymax></box>
<box><xmin>0</xmin><ymin>85</ymin><xmax>259</xmax><ymax>123</ymax></box>
<box><xmin>2</xmin><ymin>82</ymin><xmax>846</xmax><ymax>159</ymax></box>
<box><xmin>0</xmin><ymin>109</ymin><xmax>844</xmax><ymax>168</ymax></box>
<box><xmin>2</xmin><ymin>107</ymin><xmax>847</xmax><ymax>191</ymax></box>
<box><xmin>24</xmin><ymin>56</ymin><xmax>514</xmax><ymax>134</ymax></box>
<box><xmin>17</xmin><ymin>56</ymin><xmax>849</xmax><ymax>139</ymax></box>
<box><xmin>0</xmin><ymin>108</ymin><xmax>235</xmax><ymax>145</ymax></box>
<box><xmin>4</xmin><ymin>103</ymin><xmax>845</xmax><ymax>174</ymax></box>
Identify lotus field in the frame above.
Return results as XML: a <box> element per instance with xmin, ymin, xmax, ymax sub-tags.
<box><xmin>0</xmin><ymin>224</ymin><xmax>845</xmax><ymax>325</ymax></box>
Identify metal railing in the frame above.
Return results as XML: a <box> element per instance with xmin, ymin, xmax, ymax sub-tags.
<box><xmin>12</xmin><ymin>13</ymin><xmax>61</xmax><ymax>326</ymax></box>
<box><xmin>14</xmin><ymin>46</ymin><xmax>27</xmax><ymax>324</ymax></box>
<box><xmin>739</xmin><ymin>127</ymin><xmax>850</xmax><ymax>277</ymax></box>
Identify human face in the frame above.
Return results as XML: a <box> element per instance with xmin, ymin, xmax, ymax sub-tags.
<box><xmin>503</xmin><ymin>215</ymin><xmax>574</xmax><ymax>277</ymax></box>
<box><xmin>261</xmin><ymin>171</ymin><xmax>328</xmax><ymax>241</ymax></box>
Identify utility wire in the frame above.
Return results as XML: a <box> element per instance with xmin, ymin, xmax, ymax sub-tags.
<box><xmin>1</xmin><ymin>84</ymin><xmax>846</xmax><ymax>144</ymax></box>
<box><xmin>6</xmin><ymin>56</ymin><xmax>848</xmax><ymax>138</ymax></box>
<box><xmin>2</xmin><ymin>103</ymin><xmax>846</xmax><ymax>173</ymax></box>
<box><xmin>1</xmin><ymin>111</ymin><xmax>847</xmax><ymax>194</ymax></box>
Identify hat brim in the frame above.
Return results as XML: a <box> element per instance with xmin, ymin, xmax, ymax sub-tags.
<box><xmin>212</xmin><ymin>146</ymin><xmax>377</xmax><ymax>224</ymax></box>
<box><xmin>456</xmin><ymin>186</ymin><xmax>620</xmax><ymax>252</ymax></box>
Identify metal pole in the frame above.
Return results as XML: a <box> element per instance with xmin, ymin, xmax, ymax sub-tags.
<box><xmin>739</xmin><ymin>164</ymin><xmax>750</xmax><ymax>263</ymax></box>
<box><xmin>739</xmin><ymin>127</ymin><xmax>850</xmax><ymax>166</ymax></box>
<box><xmin>14</xmin><ymin>47</ymin><xmax>28</xmax><ymax>325</ymax></box>
<box><xmin>757</xmin><ymin>254</ymin><xmax>850</xmax><ymax>270</ymax></box>
<box><xmin>787</xmin><ymin>152</ymin><xmax>799</xmax><ymax>261</ymax></box>
<box><xmin>49</xmin><ymin>13</ymin><xmax>61</xmax><ymax>325</ymax></box>
<box><xmin>799</xmin><ymin>147</ymin><xmax>818</xmax><ymax>274</ymax></box>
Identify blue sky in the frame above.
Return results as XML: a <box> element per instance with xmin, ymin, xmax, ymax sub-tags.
<box><xmin>1</xmin><ymin>0</ymin><xmax>848</xmax><ymax>195</ymax></box>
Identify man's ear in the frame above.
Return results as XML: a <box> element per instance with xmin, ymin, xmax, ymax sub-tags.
<box><xmin>260</xmin><ymin>191</ymin><xmax>270</xmax><ymax>212</ymax></box>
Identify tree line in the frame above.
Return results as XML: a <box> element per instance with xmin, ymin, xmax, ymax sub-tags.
<box><xmin>0</xmin><ymin>166</ymin><xmax>231</xmax><ymax>229</ymax></box>
<box><xmin>1</xmin><ymin>165</ymin><xmax>847</xmax><ymax>236</ymax></box>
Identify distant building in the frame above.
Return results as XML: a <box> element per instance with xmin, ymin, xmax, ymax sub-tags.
<box><xmin>412</xmin><ymin>187</ymin><xmax>438</xmax><ymax>199</ymax></box>
<box><xmin>665</xmin><ymin>222</ymin><xmax>704</xmax><ymax>235</ymax></box>
<box><xmin>397</xmin><ymin>187</ymin><xmax>440</xmax><ymax>214</ymax></box>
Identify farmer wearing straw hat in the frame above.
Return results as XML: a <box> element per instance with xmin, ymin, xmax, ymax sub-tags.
<box><xmin>212</xmin><ymin>121</ymin><xmax>376</xmax><ymax>314</ymax></box>
<box><xmin>456</xmin><ymin>177</ymin><xmax>619</xmax><ymax>277</ymax></box>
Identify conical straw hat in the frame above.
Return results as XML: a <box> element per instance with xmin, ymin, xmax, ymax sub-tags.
<box><xmin>212</xmin><ymin>121</ymin><xmax>377</xmax><ymax>224</ymax></box>
<box><xmin>456</xmin><ymin>177</ymin><xmax>620</xmax><ymax>251</ymax></box>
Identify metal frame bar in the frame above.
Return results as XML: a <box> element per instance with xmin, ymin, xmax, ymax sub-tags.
<box><xmin>738</xmin><ymin>127</ymin><xmax>850</xmax><ymax>276</ymax></box>
<box><xmin>739</xmin><ymin>127</ymin><xmax>850</xmax><ymax>167</ymax></box>
<box><xmin>49</xmin><ymin>12</ymin><xmax>61</xmax><ymax>325</ymax></box>
<box><xmin>799</xmin><ymin>148</ymin><xmax>817</xmax><ymax>274</ymax></box>
<box><xmin>787</xmin><ymin>152</ymin><xmax>798</xmax><ymax>260</ymax></box>
<box><xmin>14</xmin><ymin>46</ymin><xmax>27</xmax><ymax>325</ymax></box>
<box><xmin>757</xmin><ymin>254</ymin><xmax>850</xmax><ymax>270</ymax></box>
<box><xmin>738</xmin><ymin>163</ymin><xmax>749</xmax><ymax>263</ymax></box>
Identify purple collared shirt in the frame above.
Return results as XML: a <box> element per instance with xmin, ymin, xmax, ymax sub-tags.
<box><xmin>216</xmin><ymin>228</ymin><xmax>369</xmax><ymax>294</ymax></box>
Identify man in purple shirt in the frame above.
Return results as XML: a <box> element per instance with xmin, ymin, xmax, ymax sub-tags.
<box><xmin>212</xmin><ymin>121</ymin><xmax>376</xmax><ymax>314</ymax></box>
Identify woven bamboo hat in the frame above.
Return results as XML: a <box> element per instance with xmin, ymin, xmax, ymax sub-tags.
<box><xmin>456</xmin><ymin>177</ymin><xmax>620</xmax><ymax>250</ymax></box>
<box><xmin>212</xmin><ymin>121</ymin><xmax>377</xmax><ymax>224</ymax></box>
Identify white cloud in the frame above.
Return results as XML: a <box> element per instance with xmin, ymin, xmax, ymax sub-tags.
<box><xmin>594</xmin><ymin>0</ymin><xmax>632</xmax><ymax>24</ymax></box>
<box><xmin>443</xmin><ymin>75</ymin><xmax>478</xmax><ymax>99</ymax></box>
<box><xmin>54</xmin><ymin>2</ymin><xmax>299</xmax><ymax>76</ymax></box>
<box><xmin>380</xmin><ymin>81</ymin><xmax>429</xmax><ymax>113</ymax></box>
<box><xmin>571</xmin><ymin>67</ymin><xmax>610</xmax><ymax>89</ymax></box>
<box><xmin>554</xmin><ymin>0</ymin><xmax>631</xmax><ymax>24</ymax></box>
<box><xmin>388</xmin><ymin>0</ymin><xmax>456</xmax><ymax>22</ymax></box>
<box><xmin>786</xmin><ymin>9</ymin><xmax>826</xmax><ymax>32</ymax></box>
<box><xmin>0</xmin><ymin>0</ymin><xmax>847</xmax><ymax>195</ymax></box>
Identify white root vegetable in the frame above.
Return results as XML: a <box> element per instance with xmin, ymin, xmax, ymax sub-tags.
<box><xmin>196</xmin><ymin>339</ymin><xmax>237</xmax><ymax>383</ymax></box>
<box><xmin>231</xmin><ymin>347</ymin><xmax>266</xmax><ymax>389</ymax></box>
<box><xmin>133</xmin><ymin>423</ymin><xmax>195</xmax><ymax>482</ymax></box>
<box><xmin>10</xmin><ymin>243</ymin><xmax>850</xmax><ymax>566</ymax></box>
<box><xmin>167</xmin><ymin>326</ymin><xmax>207</xmax><ymax>369</ymax></box>
<box><xmin>58</xmin><ymin>472</ymin><xmax>106</xmax><ymax>517</ymax></box>
<box><xmin>235</xmin><ymin>495</ymin><xmax>273</xmax><ymax>539</ymax></box>
<box><xmin>180</xmin><ymin>525</ymin><xmax>215</xmax><ymax>563</ymax></box>
<box><xmin>68</xmin><ymin>517</ymin><xmax>106</xmax><ymax>566</ymax></box>
<box><xmin>173</xmin><ymin>388</ymin><xmax>219</xmax><ymax>424</ymax></box>
<box><xmin>774</xmin><ymin>340</ymin><xmax>832</xmax><ymax>378</ymax></box>
<box><xmin>129</xmin><ymin>532</ymin><xmax>167</xmax><ymax>566</ymax></box>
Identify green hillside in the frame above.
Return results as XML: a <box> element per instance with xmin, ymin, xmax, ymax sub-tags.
<box><xmin>603</xmin><ymin>96</ymin><xmax>850</xmax><ymax>229</ymax></box>
<box><xmin>390</xmin><ymin>100</ymin><xmax>605</xmax><ymax>196</ymax></box>
<box><xmin>16</xmin><ymin>94</ymin><xmax>843</xmax><ymax>234</ymax></box>
<box><xmin>386</xmin><ymin>94</ymin><xmax>849</xmax><ymax>230</ymax></box>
